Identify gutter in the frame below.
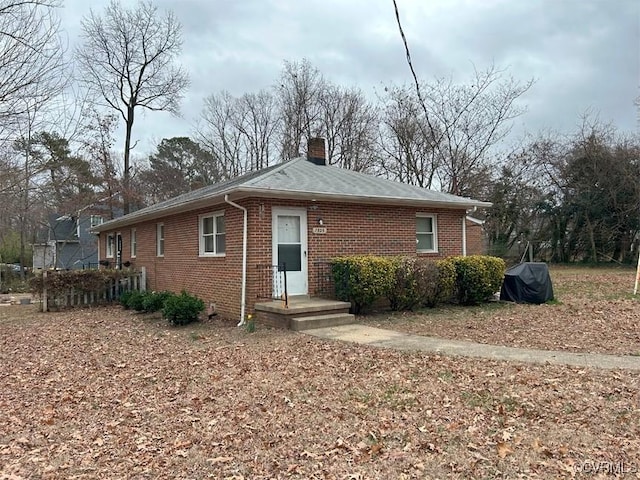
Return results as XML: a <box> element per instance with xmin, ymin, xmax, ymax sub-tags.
<box><xmin>462</xmin><ymin>215</ymin><xmax>467</xmax><ymax>257</ymax></box>
<box><xmin>224</xmin><ymin>195</ymin><xmax>247</xmax><ymax>327</ymax></box>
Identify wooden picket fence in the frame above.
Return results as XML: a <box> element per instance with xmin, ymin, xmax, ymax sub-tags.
<box><xmin>40</xmin><ymin>267</ymin><xmax>146</xmax><ymax>311</ymax></box>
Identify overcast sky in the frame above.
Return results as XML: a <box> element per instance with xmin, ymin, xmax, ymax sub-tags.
<box><xmin>59</xmin><ymin>0</ymin><xmax>639</xmax><ymax>157</ymax></box>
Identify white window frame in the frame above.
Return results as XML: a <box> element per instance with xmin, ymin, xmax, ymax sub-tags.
<box><xmin>416</xmin><ymin>214</ymin><xmax>438</xmax><ymax>253</ymax></box>
<box><xmin>156</xmin><ymin>223</ymin><xmax>165</xmax><ymax>257</ymax></box>
<box><xmin>90</xmin><ymin>215</ymin><xmax>104</xmax><ymax>228</ymax></box>
<box><xmin>106</xmin><ymin>233</ymin><xmax>115</xmax><ymax>258</ymax></box>
<box><xmin>130</xmin><ymin>228</ymin><xmax>137</xmax><ymax>258</ymax></box>
<box><xmin>199</xmin><ymin>211</ymin><xmax>226</xmax><ymax>257</ymax></box>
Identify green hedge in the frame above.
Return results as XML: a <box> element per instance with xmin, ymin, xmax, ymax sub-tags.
<box><xmin>331</xmin><ymin>255</ymin><xmax>395</xmax><ymax>313</ymax></box>
<box><xmin>439</xmin><ymin>255</ymin><xmax>506</xmax><ymax>305</ymax></box>
<box><xmin>331</xmin><ymin>254</ymin><xmax>504</xmax><ymax>312</ymax></box>
<box><xmin>387</xmin><ymin>257</ymin><xmax>454</xmax><ymax>310</ymax></box>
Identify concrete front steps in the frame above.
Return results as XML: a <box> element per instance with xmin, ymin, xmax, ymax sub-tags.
<box><xmin>254</xmin><ymin>297</ymin><xmax>355</xmax><ymax>331</ymax></box>
<box><xmin>290</xmin><ymin>312</ymin><xmax>355</xmax><ymax>331</ymax></box>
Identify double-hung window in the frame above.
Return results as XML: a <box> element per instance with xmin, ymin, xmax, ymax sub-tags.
<box><xmin>156</xmin><ymin>223</ymin><xmax>165</xmax><ymax>257</ymax></box>
<box><xmin>199</xmin><ymin>211</ymin><xmax>225</xmax><ymax>256</ymax></box>
<box><xmin>90</xmin><ymin>215</ymin><xmax>104</xmax><ymax>228</ymax></box>
<box><xmin>130</xmin><ymin>228</ymin><xmax>137</xmax><ymax>258</ymax></box>
<box><xmin>106</xmin><ymin>233</ymin><xmax>115</xmax><ymax>258</ymax></box>
<box><xmin>416</xmin><ymin>214</ymin><xmax>438</xmax><ymax>253</ymax></box>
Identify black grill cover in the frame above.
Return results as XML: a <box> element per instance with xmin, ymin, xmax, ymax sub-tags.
<box><xmin>500</xmin><ymin>262</ymin><xmax>554</xmax><ymax>304</ymax></box>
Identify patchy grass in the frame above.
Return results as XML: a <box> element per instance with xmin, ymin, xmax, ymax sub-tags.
<box><xmin>368</xmin><ymin>266</ymin><xmax>640</xmax><ymax>355</ymax></box>
<box><xmin>1</xmin><ymin>295</ymin><xmax>640</xmax><ymax>479</ymax></box>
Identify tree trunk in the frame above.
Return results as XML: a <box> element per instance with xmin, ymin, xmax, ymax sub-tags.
<box><xmin>585</xmin><ymin>215</ymin><xmax>598</xmax><ymax>263</ymax></box>
<box><xmin>123</xmin><ymin>107</ymin><xmax>134</xmax><ymax>215</ymax></box>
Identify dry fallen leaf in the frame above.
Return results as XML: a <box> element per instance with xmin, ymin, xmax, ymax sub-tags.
<box><xmin>1</xmin><ymin>270</ymin><xmax>638</xmax><ymax>480</ymax></box>
<box><xmin>496</xmin><ymin>442</ymin><xmax>513</xmax><ymax>458</ymax></box>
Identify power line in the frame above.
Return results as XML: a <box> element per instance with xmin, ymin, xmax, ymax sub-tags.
<box><xmin>391</xmin><ymin>0</ymin><xmax>440</xmax><ymax>147</ymax></box>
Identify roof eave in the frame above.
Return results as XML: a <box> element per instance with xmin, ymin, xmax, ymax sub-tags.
<box><xmin>236</xmin><ymin>187</ymin><xmax>492</xmax><ymax>209</ymax></box>
<box><xmin>91</xmin><ymin>186</ymin><xmax>238</xmax><ymax>232</ymax></box>
<box><xmin>91</xmin><ymin>186</ymin><xmax>492</xmax><ymax>232</ymax></box>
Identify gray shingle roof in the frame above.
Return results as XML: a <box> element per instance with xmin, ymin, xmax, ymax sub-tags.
<box><xmin>93</xmin><ymin>157</ymin><xmax>491</xmax><ymax>232</ymax></box>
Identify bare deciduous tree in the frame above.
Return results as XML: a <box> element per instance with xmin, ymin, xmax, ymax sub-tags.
<box><xmin>318</xmin><ymin>84</ymin><xmax>378</xmax><ymax>172</ymax></box>
<box><xmin>378</xmin><ymin>66</ymin><xmax>532</xmax><ymax>196</ymax></box>
<box><xmin>81</xmin><ymin>109</ymin><xmax>121</xmax><ymax>219</ymax></box>
<box><xmin>198</xmin><ymin>61</ymin><xmax>379</xmax><ymax>176</ymax></box>
<box><xmin>426</xmin><ymin>66</ymin><xmax>533</xmax><ymax>196</ymax></box>
<box><xmin>378</xmin><ymin>86</ymin><xmax>440</xmax><ymax>187</ymax></box>
<box><xmin>196</xmin><ymin>91</ymin><xmax>246</xmax><ymax>179</ymax></box>
<box><xmin>196</xmin><ymin>90</ymin><xmax>279</xmax><ymax>179</ymax></box>
<box><xmin>0</xmin><ymin>0</ymin><xmax>65</xmax><ymax>131</ymax></box>
<box><xmin>76</xmin><ymin>0</ymin><xmax>189</xmax><ymax>213</ymax></box>
<box><xmin>235</xmin><ymin>90</ymin><xmax>278</xmax><ymax>171</ymax></box>
<box><xmin>276</xmin><ymin>59</ymin><xmax>325</xmax><ymax>160</ymax></box>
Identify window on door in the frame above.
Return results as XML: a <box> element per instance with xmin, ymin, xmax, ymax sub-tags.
<box><xmin>277</xmin><ymin>215</ymin><xmax>301</xmax><ymax>271</ymax></box>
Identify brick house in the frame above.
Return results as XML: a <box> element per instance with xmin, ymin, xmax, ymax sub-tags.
<box><xmin>92</xmin><ymin>138</ymin><xmax>490</xmax><ymax>326</ymax></box>
<box><xmin>465</xmin><ymin>216</ymin><xmax>487</xmax><ymax>256</ymax></box>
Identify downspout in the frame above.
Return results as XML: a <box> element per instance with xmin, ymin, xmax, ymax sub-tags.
<box><xmin>225</xmin><ymin>195</ymin><xmax>247</xmax><ymax>326</ymax></box>
<box><xmin>462</xmin><ymin>215</ymin><xmax>467</xmax><ymax>257</ymax></box>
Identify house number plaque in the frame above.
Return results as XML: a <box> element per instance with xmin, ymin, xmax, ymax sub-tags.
<box><xmin>312</xmin><ymin>227</ymin><xmax>327</xmax><ymax>234</ymax></box>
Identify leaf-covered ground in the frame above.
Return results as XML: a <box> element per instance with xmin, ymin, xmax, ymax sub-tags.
<box><xmin>1</xmin><ymin>266</ymin><xmax>640</xmax><ymax>479</ymax></box>
<box><xmin>369</xmin><ymin>267</ymin><xmax>640</xmax><ymax>356</ymax></box>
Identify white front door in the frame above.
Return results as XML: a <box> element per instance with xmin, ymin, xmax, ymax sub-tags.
<box><xmin>272</xmin><ymin>207</ymin><xmax>308</xmax><ymax>296</ymax></box>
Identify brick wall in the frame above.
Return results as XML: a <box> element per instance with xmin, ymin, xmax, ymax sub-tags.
<box><xmin>99</xmin><ymin>198</ymin><xmax>467</xmax><ymax>320</ymax></box>
<box><xmin>465</xmin><ymin>219</ymin><xmax>487</xmax><ymax>255</ymax></box>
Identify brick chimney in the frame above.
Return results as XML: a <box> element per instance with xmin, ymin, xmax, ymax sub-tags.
<box><xmin>307</xmin><ymin>137</ymin><xmax>326</xmax><ymax>166</ymax></box>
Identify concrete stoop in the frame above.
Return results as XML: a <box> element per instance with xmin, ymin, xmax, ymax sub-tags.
<box><xmin>254</xmin><ymin>297</ymin><xmax>355</xmax><ymax>330</ymax></box>
<box><xmin>290</xmin><ymin>312</ymin><xmax>355</xmax><ymax>331</ymax></box>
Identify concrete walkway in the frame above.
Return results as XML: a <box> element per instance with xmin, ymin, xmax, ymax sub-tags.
<box><xmin>304</xmin><ymin>324</ymin><xmax>640</xmax><ymax>371</ymax></box>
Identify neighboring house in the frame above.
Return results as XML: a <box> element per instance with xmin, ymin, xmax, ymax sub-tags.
<box><xmin>92</xmin><ymin>138</ymin><xmax>491</xmax><ymax>321</ymax></box>
<box><xmin>33</xmin><ymin>204</ymin><xmax>120</xmax><ymax>270</ymax></box>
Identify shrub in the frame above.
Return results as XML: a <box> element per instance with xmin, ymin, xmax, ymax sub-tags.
<box><xmin>127</xmin><ymin>290</ymin><xmax>147</xmax><ymax>311</ymax></box>
<box><xmin>388</xmin><ymin>257</ymin><xmax>420</xmax><ymax>311</ymax></box>
<box><xmin>482</xmin><ymin>256</ymin><xmax>507</xmax><ymax>294</ymax></box>
<box><xmin>388</xmin><ymin>257</ymin><xmax>457</xmax><ymax>310</ymax></box>
<box><xmin>331</xmin><ymin>255</ymin><xmax>395</xmax><ymax>313</ymax></box>
<box><xmin>418</xmin><ymin>259</ymin><xmax>456</xmax><ymax>308</ymax></box>
<box><xmin>119</xmin><ymin>290</ymin><xmax>135</xmax><ymax>309</ymax></box>
<box><xmin>440</xmin><ymin>255</ymin><xmax>506</xmax><ymax>305</ymax></box>
<box><xmin>141</xmin><ymin>291</ymin><xmax>174</xmax><ymax>313</ymax></box>
<box><xmin>162</xmin><ymin>291</ymin><xmax>205</xmax><ymax>326</ymax></box>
